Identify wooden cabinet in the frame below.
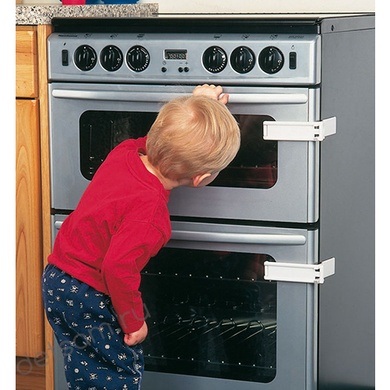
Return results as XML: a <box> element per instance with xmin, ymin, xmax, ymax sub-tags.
<box><xmin>16</xmin><ymin>25</ymin><xmax>53</xmax><ymax>389</ymax></box>
<box><xmin>16</xmin><ymin>28</ymin><xmax>38</xmax><ymax>98</ymax></box>
<box><xmin>16</xmin><ymin>26</ymin><xmax>44</xmax><ymax>358</ymax></box>
<box><xmin>16</xmin><ymin>98</ymin><xmax>44</xmax><ymax>357</ymax></box>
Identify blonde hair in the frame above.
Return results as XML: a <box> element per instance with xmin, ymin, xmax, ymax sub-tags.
<box><xmin>146</xmin><ymin>95</ymin><xmax>240</xmax><ymax>181</ymax></box>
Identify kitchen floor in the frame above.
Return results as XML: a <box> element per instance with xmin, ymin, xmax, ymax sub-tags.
<box><xmin>16</xmin><ymin>357</ymin><xmax>45</xmax><ymax>390</ymax></box>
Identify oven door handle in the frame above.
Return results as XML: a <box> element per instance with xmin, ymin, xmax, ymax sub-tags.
<box><xmin>228</xmin><ymin>93</ymin><xmax>308</xmax><ymax>104</ymax></box>
<box><xmin>54</xmin><ymin>221</ymin><xmax>306</xmax><ymax>245</ymax></box>
<box><xmin>170</xmin><ymin>230</ymin><xmax>306</xmax><ymax>245</ymax></box>
<box><xmin>51</xmin><ymin>89</ymin><xmax>308</xmax><ymax>104</ymax></box>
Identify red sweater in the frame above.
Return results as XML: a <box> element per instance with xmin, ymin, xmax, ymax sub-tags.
<box><xmin>48</xmin><ymin>137</ymin><xmax>171</xmax><ymax>333</ymax></box>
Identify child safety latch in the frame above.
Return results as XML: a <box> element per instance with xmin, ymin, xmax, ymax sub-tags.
<box><xmin>263</xmin><ymin>117</ymin><xmax>336</xmax><ymax>141</ymax></box>
<box><xmin>264</xmin><ymin>258</ymin><xmax>335</xmax><ymax>284</ymax></box>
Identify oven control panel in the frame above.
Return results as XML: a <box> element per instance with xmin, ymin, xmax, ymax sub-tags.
<box><xmin>48</xmin><ymin>32</ymin><xmax>321</xmax><ymax>85</ymax></box>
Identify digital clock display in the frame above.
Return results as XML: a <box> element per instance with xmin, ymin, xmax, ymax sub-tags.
<box><xmin>165</xmin><ymin>49</ymin><xmax>187</xmax><ymax>60</ymax></box>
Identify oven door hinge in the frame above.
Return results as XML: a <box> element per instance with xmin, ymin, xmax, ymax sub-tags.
<box><xmin>264</xmin><ymin>257</ymin><xmax>335</xmax><ymax>284</ymax></box>
<box><xmin>263</xmin><ymin>117</ymin><xmax>336</xmax><ymax>141</ymax></box>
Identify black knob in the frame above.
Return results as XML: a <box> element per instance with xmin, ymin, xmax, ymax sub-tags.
<box><xmin>100</xmin><ymin>45</ymin><xmax>123</xmax><ymax>72</ymax></box>
<box><xmin>74</xmin><ymin>45</ymin><xmax>97</xmax><ymax>71</ymax></box>
<box><xmin>202</xmin><ymin>46</ymin><xmax>227</xmax><ymax>73</ymax></box>
<box><xmin>259</xmin><ymin>46</ymin><xmax>284</xmax><ymax>74</ymax></box>
<box><xmin>230</xmin><ymin>46</ymin><xmax>255</xmax><ymax>74</ymax></box>
<box><xmin>126</xmin><ymin>45</ymin><xmax>150</xmax><ymax>72</ymax></box>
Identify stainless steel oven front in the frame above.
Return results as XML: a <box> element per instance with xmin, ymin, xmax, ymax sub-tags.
<box><xmin>47</xmin><ymin>22</ymin><xmax>329</xmax><ymax>225</ymax></box>
<box><xmin>49</xmin><ymin>82</ymin><xmax>322</xmax><ymax>224</ymax></box>
<box><xmin>52</xmin><ymin>215</ymin><xmax>321</xmax><ymax>390</ymax></box>
<box><xmin>47</xmin><ymin>16</ymin><xmax>356</xmax><ymax>390</ymax></box>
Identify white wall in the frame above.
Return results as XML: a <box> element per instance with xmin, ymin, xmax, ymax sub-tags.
<box><xmin>139</xmin><ymin>0</ymin><xmax>375</xmax><ymax>14</ymax></box>
<box><xmin>21</xmin><ymin>0</ymin><xmax>375</xmax><ymax>13</ymax></box>
<box><xmin>22</xmin><ymin>0</ymin><xmax>61</xmax><ymax>4</ymax></box>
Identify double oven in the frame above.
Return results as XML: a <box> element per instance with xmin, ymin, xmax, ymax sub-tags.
<box><xmin>47</xmin><ymin>16</ymin><xmax>375</xmax><ymax>390</ymax></box>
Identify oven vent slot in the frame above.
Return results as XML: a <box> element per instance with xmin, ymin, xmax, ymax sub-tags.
<box><xmin>263</xmin><ymin>117</ymin><xmax>336</xmax><ymax>141</ymax></box>
<box><xmin>264</xmin><ymin>257</ymin><xmax>335</xmax><ymax>284</ymax></box>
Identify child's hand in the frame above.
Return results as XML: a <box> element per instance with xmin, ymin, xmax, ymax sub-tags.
<box><xmin>192</xmin><ymin>84</ymin><xmax>229</xmax><ymax>105</ymax></box>
<box><xmin>124</xmin><ymin>321</ymin><xmax>148</xmax><ymax>346</ymax></box>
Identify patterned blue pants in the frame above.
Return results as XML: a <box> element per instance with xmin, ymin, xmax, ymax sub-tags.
<box><xmin>42</xmin><ymin>264</ymin><xmax>144</xmax><ymax>390</ymax></box>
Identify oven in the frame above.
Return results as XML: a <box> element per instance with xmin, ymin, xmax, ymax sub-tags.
<box><xmin>48</xmin><ymin>19</ymin><xmax>328</xmax><ymax>225</ymax></box>
<box><xmin>47</xmin><ymin>16</ymin><xmax>375</xmax><ymax>390</ymax></box>
<box><xmin>53</xmin><ymin>214</ymin><xmax>321</xmax><ymax>389</ymax></box>
<box><xmin>49</xmin><ymin>77</ymin><xmax>323</xmax><ymax>225</ymax></box>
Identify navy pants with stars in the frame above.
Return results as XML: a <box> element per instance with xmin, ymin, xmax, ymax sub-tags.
<box><xmin>42</xmin><ymin>264</ymin><xmax>144</xmax><ymax>390</ymax></box>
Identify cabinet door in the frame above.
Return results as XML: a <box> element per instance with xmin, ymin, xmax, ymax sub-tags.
<box><xmin>16</xmin><ymin>27</ymin><xmax>38</xmax><ymax>98</ymax></box>
<box><xmin>16</xmin><ymin>99</ymin><xmax>44</xmax><ymax>357</ymax></box>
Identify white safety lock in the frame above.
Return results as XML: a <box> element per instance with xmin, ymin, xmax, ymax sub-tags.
<box><xmin>264</xmin><ymin>258</ymin><xmax>335</xmax><ymax>284</ymax></box>
<box><xmin>263</xmin><ymin>117</ymin><xmax>336</xmax><ymax>142</ymax></box>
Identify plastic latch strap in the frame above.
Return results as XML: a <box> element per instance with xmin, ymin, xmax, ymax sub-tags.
<box><xmin>264</xmin><ymin>257</ymin><xmax>335</xmax><ymax>284</ymax></box>
<box><xmin>263</xmin><ymin>117</ymin><xmax>336</xmax><ymax>141</ymax></box>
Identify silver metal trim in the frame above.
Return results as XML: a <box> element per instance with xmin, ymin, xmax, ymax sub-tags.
<box><xmin>52</xmin><ymin>89</ymin><xmax>308</xmax><ymax>104</ymax></box>
<box><xmin>170</xmin><ymin>230</ymin><xmax>307</xmax><ymax>245</ymax></box>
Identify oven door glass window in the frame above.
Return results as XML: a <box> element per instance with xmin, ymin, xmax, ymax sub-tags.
<box><xmin>212</xmin><ymin>115</ymin><xmax>277</xmax><ymax>188</ymax></box>
<box><xmin>79</xmin><ymin>111</ymin><xmax>157</xmax><ymax>180</ymax></box>
<box><xmin>140</xmin><ymin>248</ymin><xmax>277</xmax><ymax>383</ymax></box>
<box><xmin>79</xmin><ymin>111</ymin><xmax>277</xmax><ymax>188</ymax></box>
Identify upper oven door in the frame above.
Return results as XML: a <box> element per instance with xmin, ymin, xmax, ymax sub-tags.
<box><xmin>49</xmin><ymin>83</ymin><xmax>318</xmax><ymax>223</ymax></box>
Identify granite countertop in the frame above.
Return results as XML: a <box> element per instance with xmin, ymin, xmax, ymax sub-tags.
<box><xmin>16</xmin><ymin>3</ymin><xmax>158</xmax><ymax>25</ymax></box>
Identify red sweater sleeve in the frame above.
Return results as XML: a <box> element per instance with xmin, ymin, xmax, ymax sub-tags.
<box><xmin>101</xmin><ymin>218</ymin><xmax>166</xmax><ymax>334</ymax></box>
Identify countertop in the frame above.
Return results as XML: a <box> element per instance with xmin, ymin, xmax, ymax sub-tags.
<box><xmin>16</xmin><ymin>3</ymin><xmax>158</xmax><ymax>25</ymax></box>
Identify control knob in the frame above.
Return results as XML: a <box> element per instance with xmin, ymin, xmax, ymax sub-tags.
<box><xmin>202</xmin><ymin>46</ymin><xmax>227</xmax><ymax>73</ymax></box>
<box><xmin>230</xmin><ymin>46</ymin><xmax>255</xmax><ymax>74</ymax></box>
<box><xmin>74</xmin><ymin>45</ymin><xmax>97</xmax><ymax>71</ymax></box>
<box><xmin>100</xmin><ymin>45</ymin><xmax>123</xmax><ymax>72</ymax></box>
<box><xmin>126</xmin><ymin>45</ymin><xmax>150</xmax><ymax>72</ymax></box>
<box><xmin>259</xmin><ymin>46</ymin><xmax>284</xmax><ymax>74</ymax></box>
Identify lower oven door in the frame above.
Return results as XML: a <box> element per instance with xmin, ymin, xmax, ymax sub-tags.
<box><xmin>140</xmin><ymin>220</ymin><xmax>319</xmax><ymax>390</ymax></box>
<box><xmin>51</xmin><ymin>216</ymin><xmax>319</xmax><ymax>390</ymax></box>
<box><xmin>49</xmin><ymin>83</ymin><xmax>319</xmax><ymax>223</ymax></box>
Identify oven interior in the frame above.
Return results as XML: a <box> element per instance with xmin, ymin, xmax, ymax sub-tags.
<box><xmin>140</xmin><ymin>247</ymin><xmax>277</xmax><ymax>383</ymax></box>
<box><xmin>79</xmin><ymin>110</ymin><xmax>277</xmax><ymax>188</ymax></box>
